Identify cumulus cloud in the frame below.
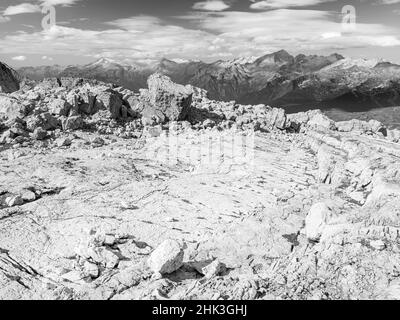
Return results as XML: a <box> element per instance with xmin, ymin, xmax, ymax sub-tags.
<box><xmin>193</xmin><ymin>1</ymin><xmax>231</xmax><ymax>11</ymax></box>
<box><xmin>12</xmin><ymin>55</ymin><xmax>27</xmax><ymax>61</ymax></box>
<box><xmin>38</xmin><ymin>0</ymin><xmax>82</xmax><ymax>6</ymax></box>
<box><xmin>3</xmin><ymin>3</ymin><xmax>41</xmax><ymax>16</ymax></box>
<box><xmin>42</xmin><ymin>55</ymin><xmax>53</xmax><ymax>60</ymax></box>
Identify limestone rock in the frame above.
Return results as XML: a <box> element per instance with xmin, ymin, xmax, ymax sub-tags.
<box><xmin>146</xmin><ymin>74</ymin><xmax>192</xmax><ymax>123</ymax></box>
<box><xmin>91</xmin><ymin>137</ymin><xmax>105</xmax><ymax>146</ymax></box>
<box><xmin>56</xmin><ymin>137</ymin><xmax>72</xmax><ymax>147</ymax></box>
<box><xmin>26</xmin><ymin>112</ymin><xmax>59</xmax><ymax>131</ymax></box>
<box><xmin>370</xmin><ymin>240</ymin><xmax>386</xmax><ymax>251</ymax></box>
<box><xmin>20</xmin><ymin>190</ymin><xmax>36</xmax><ymax>202</ymax></box>
<box><xmin>62</xmin><ymin>115</ymin><xmax>84</xmax><ymax>131</ymax></box>
<box><xmin>308</xmin><ymin>113</ymin><xmax>336</xmax><ymax>130</ymax></box>
<box><xmin>5</xmin><ymin>195</ymin><xmax>24</xmax><ymax>207</ymax></box>
<box><xmin>305</xmin><ymin>203</ymin><xmax>331</xmax><ymax>242</ymax></box>
<box><xmin>95</xmin><ymin>90</ymin><xmax>124</xmax><ymax>119</ymax></box>
<box><xmin>148</xmin><ymin>239</ymin><xmax>184</xmax><ymax>275</ymax></box>
<box><xmin>83</xmin><ymin>261</ymin><xmax>99</xmax><ymax>278</ymax></box>
<box><xmin>32</xmin><ymin>127</ymin><xmax>47</xmax><ymax>140</ymax></box>
<box><xmin>47</xmin><ymin>98</ymin><xmax>71</xmax><ymax>116</ymax></box>
<box><xmin>201</xmin><ymin>259</ymin><xmax>226</xmax><ymax>278</ymax></box>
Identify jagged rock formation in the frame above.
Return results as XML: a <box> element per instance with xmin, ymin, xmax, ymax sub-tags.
<box><xmin>136</xmin><ymin>74</ymin><xmax>193</xmax><ymax>124</ymax></box>
<box><xmin>1</xmin><ymin>73</ymin><xmax>400</xmax><ymax>300</ymax></box>
<box><xmin>0</xmin><ymin>62</ymin><xmax>20</xmax><ymax>93</ymax></box>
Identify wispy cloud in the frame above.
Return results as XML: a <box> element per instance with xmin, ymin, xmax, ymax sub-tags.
<box><xmin>377</xmin><ymin>0</ymin><xmax>400</xmax><ymax>4</ymax></box>
<box><xmin>12</xmin><ymin>55</ymin><xmax>27</xmax><ymax>61</ymax></box>
<box><xmin>38</xmin><ymin>0</ymin><xmax>82</xmax><ymax>6</ymax></box>
<box><xmin>3</xmin><ymin>3</ymin><xmax>41</xmax><ymax>16</ymax></box>
<box><xmin>193</xmin><ymin>1</ymin><xmax>231</xmax><ymax>11</ymax></box>
<box><xmin>0</xmin><ymin>6</ymin><xmax>399</xmax><ymax>63</ymax></box>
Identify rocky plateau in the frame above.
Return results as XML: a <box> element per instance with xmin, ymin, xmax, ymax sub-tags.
<box><xmin>1</xmin><ymin>63</ymin><xmax>400</xmax><ymax>300</ymax></box>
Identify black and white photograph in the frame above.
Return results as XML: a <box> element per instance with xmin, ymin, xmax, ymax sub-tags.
<box><xmin>1</xmin><ymin>0</ymin><xmax>400</xmax><ymax>303</ymax></box>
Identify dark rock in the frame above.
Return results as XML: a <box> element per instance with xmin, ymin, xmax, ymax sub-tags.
<box><xmin>32</xmin><ymin>127</ymin><xmax>48</xmax><ymax>140</ymax></box>
<box><xmin>26</xmin><ymin>112</ymin><xmax>60</xmax><ymax>131</ymax></box>
<box><xmin>62</xmin><ymin>115</ymin><xmax>84</xmax><ymax>131</ymax></box>
<box><xmin>95</xmin><ymin>90</ymin><xmax>124</xmax><ymax>119</ymax></box>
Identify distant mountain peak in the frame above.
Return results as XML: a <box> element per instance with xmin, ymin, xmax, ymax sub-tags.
<box><xmin>255</xmin><ymin>50</ymin><xmax>294</xmax><ymax>66</ymax></box>
<box><xmin>323</xmin><ymin>57</ymin><xmax>384</xmax><ymax>71</ymax></box>
<box><xmin>88</xmin><ymin>57</ymin><xmax>123</xmax><ymax>67</ymax></box>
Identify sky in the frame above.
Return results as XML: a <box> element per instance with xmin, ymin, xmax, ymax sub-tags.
<box><xmin>1</xmin><ymin>0</ymin><xmax>400</xmax><ymax>68</ymax></box>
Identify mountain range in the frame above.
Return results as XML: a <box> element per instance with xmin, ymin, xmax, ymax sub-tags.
<box><xmin>15</xmin><ymin>50</ymin><xmax>400</xmax><ymax>113</ymax></box>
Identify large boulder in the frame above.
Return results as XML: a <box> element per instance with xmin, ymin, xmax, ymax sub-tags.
<box><xmin>79</xmin><ymin>92</ymin><xmax>97</xmax><ymax>115</ymax></box>
<box><xmin>95</xmin><ymin>89</ymin><xmax>124</xmax><ymax>119</ymax></box>
<box><xmin>263</xmin><ymin>107</ymin><xmax>288</xmax><ymax>130</ymax></box>
<box><xmin>66</xmin><ymin>91</ymin><xmax>97</xmax><ymax>115</ymax></box>
<box><xmin>387</xmin><ymin>129</ymin><xmax>400</xmax><ymax>143</ymax></box>
<box><xmin>145</xmin><ymin>74</ymin><xmax>192</xmax><ymax>123</ymax></box>
<box><xmin>307</xmin><ymin>112</ymin><xmax>336</xmax><ymax>130</ymax></box>
<box><xmin>47</xmin><ymin>98</ymin><xmax>71</xmax><ymax>116</ymax></box>
<box><xmin>61</xmin><ymin>115</ymin><xmax>84</xmax><ymax>131</ymax></box>
<box><xmin>26</xmin><ymin>112</ymin><xmax>59</xmax><ymax>131</ymax></box>
<box><xmin>305</xmin><ymin>203</ymin><xmax>331</xmax><ymax>242</ymax></box>
<box><xmin>336</xmin><ymin>119</ymin><xmax>385</xmax><ymax>135</ymax></box>
<box><xmin>0</xmin><ymin>96</ymin><xmax>19</xmax><ymax>119</ymax></box>
<box><xmin>288</xmin><ymin>110</ymin><xmax>335</xmax><ymax>132</ymax></box>
<box><xmin>148</xmin><ymin>239</ymin><xmax>185</xmax><ymax>275</ymax></box>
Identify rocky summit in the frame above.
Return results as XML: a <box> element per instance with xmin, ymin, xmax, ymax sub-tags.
<box><xmin>1</xmin><ymin>71</ymin><xmax>400</xmax><ymax>300</ymax></box>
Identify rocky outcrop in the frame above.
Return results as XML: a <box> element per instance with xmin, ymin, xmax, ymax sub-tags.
<box><xmin>0</xmin><ymin>62</ymin><xmax>19</xmax><ymax>93</ymax></box>
<box><xmin>142</xmin><ymin>73</ymin><xmax>192</xmax><ymax>124</ymax></box>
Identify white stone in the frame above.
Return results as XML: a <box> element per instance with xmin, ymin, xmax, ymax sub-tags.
<box><xmin>370</xmin><ymin>240</ymin><xmax>386</xmax><ymax>251</ymax></box>
<box><xmin>148</xmin><ymin>239</ymin><xmax>184</xmax><ymax>275</ymax></box>
<box><xmin>201</xmin><ymin>259</ymin><xmax>226</xmax><ymax>278</ymax></box>
<box><xmin>56</xmin><ymin>137</ymin><xmax>72</xmax><ymax>147</ymax></box>
<box><xmin>61</xmin><ymin>270</ymin><xmax>84</xmax><ymax>283</ymax></box>
<box><xmin>83</xmin><ymin>261</ymin><xmax>99</xmax><ymax>278</ymax></box>
<box><xmin>305</xmin><ymin>202</ymin><xmax>331</xmax><ymax>242</ymax></box>
<box><xmin>5</xmin><ymin>195</ymin><xmax>24</xmax><ymax>207</ymax></box>
<box><xmin>20</xmin><ymin>190</ymin><xmax>36</xmax><ymax>202</ymax></box>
